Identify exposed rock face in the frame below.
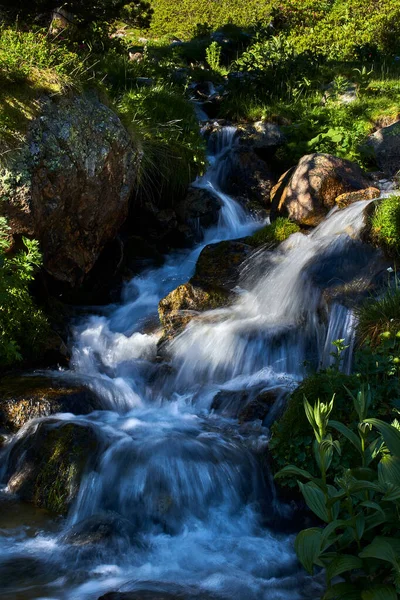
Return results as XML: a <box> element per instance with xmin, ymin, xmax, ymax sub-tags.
<box><xmin>0</xmin><ymin>93</ymin><xmax>138</xmax><ymax>286</ymax></box>
<box><xmin>335</xmin><ymin>186</ymin><xmax>380</xmax><ymax>208</ymax></box>
<box><xmin>366</xmin><ymin>121</ymin><xmax>400</xmax><ymax>176</ymax></box>
<box><xmin>5</xmin><ymin>420</ymin><xmax>99</xmax><ymax>514</ymax></box>
<box><xmin>193</xmin><ymin>241</ymin><xmax>252</xmax><ymax>290</ymax></box>
<box><xmin>270</xmin><ymin>153</ymin><xmax>371</xmax><ymax>226</ymax></box>
<box><xmin>158</xmin><ymin>282</ymin><xmax>229</xmax><ymax>339</ymax></box>
<box><xmin>158</xmin><ymin>241</ymin><xmax>252</xmax><ymax>339</ymax></box>
<box><xmin>0</xmin><ymin>376</ymin><xmax>101</xmax><ymax>432</ymax></box>
<box><xmin>236</xmin><ymin>121</ymin><xmax>285</xmax><ymax>150</ymax></box>
<box><xmin>175</xmin><ymin>186</ymin><xmax>221</xmax><ymax>233</ymax></box>
<box><xmin>225</xmin><ymin>148</ymin><xmax>275</xmax><ymax>207</ymax></box>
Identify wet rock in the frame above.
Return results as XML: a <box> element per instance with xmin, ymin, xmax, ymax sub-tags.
<box><xmin>225</xmin><ymin>148</ymin><xmax>275</xmax><ymax>207</ymax></box>
<box><xmin>270</xmin><ymin>153</ymin><xmax>371</xmax><ymax>226</ymax></box>
<box><xmin>211</xmin><ymin>390</ymin><xmax>250</xmax><ymax>418</ymax></box>
<box><xmin>5</xmin><ymin>419</ymin><xmax>100</xmax><ymax>514</ymax></box>
<box><xmin>193</xmin><ymin>241</ymin><xmax>252</xmax><ymax>291</ymax></box>
<box><xmin>158</xmin><ymin>283</ymin><xmax>229</xmax><ymax>339</ymax></box>
<box><xmin>99</xmin><ymin>583</ymin><xmax>223</xmax><ymax>600</ymax></box>
<box><xmin>237</xmin><ymin>121</ymin><xmax>285</xmax><ymax>150</ymax></box>
<box><xmin>0</xmin><ymin>375</ymin><xmax>101</xmax><ymax>432</ymax></box>
<box><xmin>0</xmin><ymin>93</ymin><xmax>139</xmax><ymax>286</ymax></box>
<box><xmin>335</xmin><ymin>186</ymin><xmax>380</xmax><ymax>208</ymax></box>
<box><xmin>238</xmin><ymin>390</ymin><xmax>278</xmax><ymax>424</ymax></box>
<box><xmin>158</xmin><ymin>241</ymin><xmax>252</xmax><ymax>339</ymax></box>
<box><xmin>62</xmin><ymin>512</ymin><xmax>137</xmax><ymax>548</ymax></box>
<box><xmin>175</xmin><ymin>186</ymin><xmax>221</xmax><ymax>234</ymax></box>
<box><xmin>365</xmin><ymin>120</ymin><xmax>400</xmax><ymax>176</ymax></box>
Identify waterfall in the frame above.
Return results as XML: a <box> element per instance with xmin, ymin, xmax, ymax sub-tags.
<box><xmin>0</xmin><ymin>125</ymin><xmax>384</xmax><ymax>600</ymax></box>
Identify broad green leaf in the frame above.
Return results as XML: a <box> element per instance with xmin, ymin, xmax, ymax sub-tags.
<box><xmin>294</xmin><ymin>528</ymin><xmax>322</xmax><ymax>574</ymax></box>
<box><xmin>383</xmin><ymin>483</ymin><xmax>400</xmax><ymax>502</ymax></box>
<box><xmin>324</xmin><ymin>582</ymin><xmax>362</xmax><ymax>600</ymax></box>
<box><xmin>360</xmin><ymin>501</ymin><xmax>385</xmax><ymax>517</ymax></box>
<box><xmin>320</xmin><ymin>519</ymin><xmax>347</xmax><ymax>547</ymax></box>
<box><xmin>378</xmin><ymin>455</ymin><xmax>400</xmax><ymax>487</ymax></box>
<box><xmin>304</xmin><ymin>396</ymin><xmax>317</xmax><ymax>432</ymax></box>
<box><xmin>299</xmin><ymin>482</ymin><xmax>330</xmax><ymax>522</ymax></box>
<box><xmin>274</xmin><ymin>465</ymin><xmax>313</xmax><ymax>481</ymax></box>
<box><xmin>364</xmin><ymin>419</ymin><xmax>400</xmax><ymax>457</ymax></box>
<box><xmin>349</xmin><ymin>467</ymin><xmax>376</xmax><ymax>482</ymax></box>
<box><xmin>326</xmin><ymin>554</ymin><xmax>363</xmax><ymax>582</ymax></box>
<box><xmin>361</xmin><ymin>585</ymin><xmax>398</xmax><ymax>600</ymax></box>
<box><xmin>355</xmin><ymin>513</ymin><xmax>365</xmax><ymax>540</ymax></box>
<box><xmin>346</xmin><ymin>479</ymin><xmax>383</xmax><ymax>495</ymax></box>
<box><xmin>359</xmin><ymin>537</ymin><xmax>400</xmax><ymax>570</ymax></box>
<box><xmin>329</xmin><ymin>420</ymin><xmax>362</xmax><ymax>454</ymax></box>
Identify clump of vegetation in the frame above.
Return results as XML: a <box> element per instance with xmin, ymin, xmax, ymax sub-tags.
<box><xmin>276</xmin><ymin>388</ymin><xmax>400</xmax><ymax>599</ymax></box>
<box><xmin>0</xmin><ymin>27</ymin><xmax>88</xmax><ymax>151</ymax></box>
<box><xmin>269</xmin><ymin>370</ymin><xmax>360</xmax><ymax>486</ymax></box>
<box><xmin>370</xmin><ymin>196</ymin><xmax>400</xmax><ymax>257</ymax></box>
<box><xmin>0</xmin><ymin>218</ymin><xmax>50</xmax><ymax>367</ymax></box>
<box><xmin>118</xmin><ymin>84</ymin><xmax>206</xmax><ymax>205</ymax></box>
<box><xmin>270</xmin><ymin>334</ymin><xmax>400</xmax><ymax>487</ymax></box>
<box><xmin>356</xmin><ymin>287</ymin><xmax>400</xmax><ymax>347</ymax></box>
<box><xmin>245</xmin><ymin>217</ymin><xmax>300</xmax><ymax>248</ymax></box>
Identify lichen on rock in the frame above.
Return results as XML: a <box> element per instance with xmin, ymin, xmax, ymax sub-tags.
<box><xmin>5</xmin><ymin>419</ymin><xmax>100</xmax><ymax>515</ymax></box>
<box><xmin>0</xmin><ymin>93</ymin><xmax>139</xmax><ymax>286</ymax></box>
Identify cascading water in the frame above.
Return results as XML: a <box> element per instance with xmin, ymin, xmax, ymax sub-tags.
<box><xmin>0</xmin><ymin>126</ymin><xmax>386</xmax><ymax>600</ymax></box>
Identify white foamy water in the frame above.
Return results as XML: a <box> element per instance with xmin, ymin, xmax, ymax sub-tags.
<box><xmin>0</xmin><ymin>127</ymin><xmax>384</xmax><ymax>600</ymax></box>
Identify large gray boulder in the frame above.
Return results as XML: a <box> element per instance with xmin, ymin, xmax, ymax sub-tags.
<box><xmin>366</xmin><ymin>120</ymin><xmax>400</xmax><ymax>176</ymax></box>
<box><xmin>0</xmin><ymin>93</ymin><xmax>139</xmax><ymax>286</ymax></box>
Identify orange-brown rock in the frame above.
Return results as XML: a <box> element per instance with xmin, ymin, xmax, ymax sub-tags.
<box><xmin>335</xmin><ymin>186</ymin><xmax>380</xmax><ymax>208</ymax></box>
<box><xmin>270</xmin><ymin>153</ymin><xmax>371</xmax><ymax>226</ymax></box>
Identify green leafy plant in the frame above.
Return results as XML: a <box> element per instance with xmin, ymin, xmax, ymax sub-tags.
<box><xmin>0</xmin><ymin>218</ymin><xmax>50</xmax><ymax>366</ymax></box>
<box><xmin>205</xmin><ymin>41</ymin><xmax>222</xmax><ymax>73</ymax></box>
<box><xmin>370</xmin><ymin>196</ymin><xmax>400</xmax><ymax>258</ymax></box>
<box><xmin>275</xmin><ymin>387</ymin><xmax>400</xmax><ymax>599</ymax></box>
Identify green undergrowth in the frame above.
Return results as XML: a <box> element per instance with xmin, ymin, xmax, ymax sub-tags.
<box><xmin>0</xmin><ymin>219</ymin><xmax>50</xmax><ymax>367</ymax></box>
<box><xmin>244</xmin><ymin>218</ymin><xmax>300</xmax><ymax>248</ymax></box>
<box><xmin>118</xmin><ymin>84</ymin><xmax>206</xmax><ymax>205</ymax></box>
<box><xmin>356</xmin><ymin>286</ymin><xmax>400</xmax><ymax>347</ymax></box>
<box><xmin>0</xmin><ymin>27</ymin><xmax>88</xmax><ymax>153</ymax></box>
<box><xmin>369</xmin><ymin>195</ymin><xmax>400</xmax><ymax>258</ymax></box>
<box><xmin>270</xmin><ymin>331</ymin><xmax>400</xmax><ymax>488</ymax></box>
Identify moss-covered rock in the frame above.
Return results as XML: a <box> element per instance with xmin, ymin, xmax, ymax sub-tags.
<box><xmin>0</xmin><ymin>92</ymin><xmax>139</xmax><ymax>286</ymax></box>
<box><xmin>193</xmin><ymin>240</ymin><xmax>252</xmax><ymax>290</ymax></box>
<box><xmin>158</xmin><ymin>241</ymin><xmax>252</xmax><ymax>339</ymax></box>
<box><xmin>158</xmin><ymin>282</ymin><xmax>229</xmax><ymax>339</ymax></box>
<box><xmin>5</xmin><ymin>419</ymin><xmax>99</xmax><ymax>515</ymax></box>
<box><xmin>335</xmin><ymin>186</ymin><xmax>380</xmax><ymax>208</ymax></box>
<box><xmin>0</xmin><ymin>375</ymin><xmax>101</xmax><ymax>433</ymax></box>
<box><xmin>243</xmin><ymin>218</ymin><xmax>300</xmax><ymax>248</ymax></box>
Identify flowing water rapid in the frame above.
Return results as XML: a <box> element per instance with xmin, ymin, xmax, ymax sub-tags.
<box><xmin>0</xmin><ymin>127</ymin><xmax>386</xmax><ymax>600</ymax></box>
